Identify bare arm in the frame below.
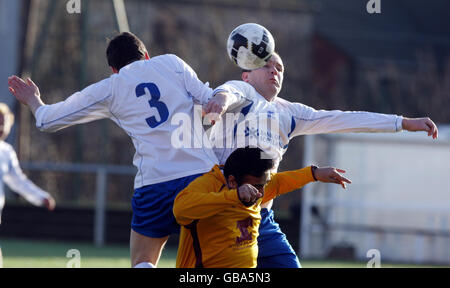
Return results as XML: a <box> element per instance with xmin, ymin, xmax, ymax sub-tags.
<box><xmin>402</xmin><ymin>117</ymin><xmax>438</xmax><ymax>139</ymax></box>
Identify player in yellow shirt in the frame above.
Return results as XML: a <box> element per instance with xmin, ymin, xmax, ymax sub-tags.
<box><xmin>173</xmin><ymin>147</ymin><xmax>351</xmax><ymax>268</ymax></box>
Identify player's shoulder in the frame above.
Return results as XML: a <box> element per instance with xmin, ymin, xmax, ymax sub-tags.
<box><xmin>272</xmin><ymin>97</ymin><xmax>311</xmax><ymax>117</ymax></box>
<box><xmin>273</xmin><ymin>96</ymin><xmax>292</xmax><ymax>106</ymax></box>
<box><xmin>192</xmin><ymin>166</ymin><xmax>225</xmax><ymax>187</ymax></box>
<box><xmin>150</xmin><ymin>54</ymin><xmax>185</xmax><ymax>68</ymax></box>
<box><xmin>80</xmin><ymin>77</ymin><xmax>113</xmax><ymax>97</ymax></box>
<box><xmin>216</xmin><ymin>80</ymin><xmax>255</xmax><ymax>94</ymax></box>
<box><xmin>122</xmin><ymin>54</ymin><xmax>187</xmax><ymax>74</ymax></box>
<box><xmin>224</xmin><ymin>80</ymin><xmax>252</xmax><ymax>89</ymax></box>
<box><xmin>0</xmin><ymin>141</ymin><xmax>16</xmax><ymax>157</ymax></box>
<box><xmin>274</xmin><ymin>96</ymin><xmax>304</xmax><ymax>110</ymax></box>
<box><xmin>0</xmin><ymin>141</ymin><xmax>14</xmax><ymax>151</ymax></box>
<box><xmin>119</xmin><ymin>54</ymin><xmax>178</xmax><ymax>71</ymax></box>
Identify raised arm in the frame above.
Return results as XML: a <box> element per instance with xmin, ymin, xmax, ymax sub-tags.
<box><xmin>9</xmin><ymin>76</ymin><xmax>112</xmax><ymax>132</ymax></box>
<box><xmin>8</xmin><ymin>76</ymin><xmax>44</xmax><ymax>116</ymax></box>
<box><xmin>262</xmin><ymin>166</ymin><xmax>351</xmax><ymax>203</ymax></box>
<box><xmin>287</xmin><ymin>101</ymin><xmax>438</xmax><ymax>139</ymax></box>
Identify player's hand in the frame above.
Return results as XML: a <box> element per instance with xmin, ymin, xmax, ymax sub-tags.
<box><xmin>203</xmin><ymin>92</ymin><xmax>230</xmax><ymax>125</ymax></box>
<box><xmin>237</xmin><ymin>184</ymin><xmax>262</xmax><ymax>206</ymax></box>
<box><xmin>8</xmin><ymin>76</ymin><xmax>40</xmax><ymax>104</ymax></box>
<box><xmin>42</xmin><ymin>196</ymin><xmax>56</xmax><ymax>211</ymax></box>
<box><xmin>8</xmin><ymin>75</ymin><xmax>44</xmax><ymax>114</ymax></box>
<box><xmin>313</xmin><ymin>167</ymin><xmax>352</xmax><ymax>189</ymax></box>
<box><xmin>402</xmin><ymin>117</ymin><xmax>438</xmax><ymax>139</ymax></box>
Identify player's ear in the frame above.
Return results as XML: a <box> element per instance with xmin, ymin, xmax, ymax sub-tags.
<box><xmin>111</xmin><ymin>66</ymin><xmax>119</xmax><ymax>74</ymax></box>
<box><xmin>144</xmin><ymin>51</ymin><xmax>150</xmax><ymax>60</ymax></box>
<box><xmin>227</xmin><ymin>175</ymin><xmax>238</xmax><ymax>189</ymax></box>
<box><xmin>241</xmin><ymin>71</ymin><xmax>250</xmax><ymax>82</ymax></box>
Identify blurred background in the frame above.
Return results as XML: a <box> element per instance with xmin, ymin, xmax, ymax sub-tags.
<box><xmin>0</xmin><ymin>0</ymin><xmax>449</xmax><ymax>267</ymax></box>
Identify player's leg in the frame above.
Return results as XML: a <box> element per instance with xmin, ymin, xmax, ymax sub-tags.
<box><xmin>130</xmin><ymin>229</ymin><xmax>168</xmax><ymax>267</ymax></box>
<box><xmin>130</xmin><ymin>172</ymin><xmax>205</xmax><ymax>268</ymax></box>
<box><xmin>0</xmin><ymin>247</ymin><xmax>3</xmax><ymax>268</ymax></box>
<box><xmin>130</xmin><ymin>183</ymin><xmax>177</xmax><ymax>268</ymax></box>
<box><xmin>257</xmin><ymin>208</ymin><xmax>301</xmax><ymax>268</ymax></box>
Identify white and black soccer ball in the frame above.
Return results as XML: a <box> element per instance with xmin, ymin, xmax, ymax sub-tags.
<box><xmin>226</xmin><ymin>23</ymin><xmax>275</xmax><ymax>70</ymax></box>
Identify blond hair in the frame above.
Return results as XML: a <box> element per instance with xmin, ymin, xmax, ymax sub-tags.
<box><xmin>0</xmin><ymin>103</ymin><xmax>15</xmax><ymax>140</ymax></box>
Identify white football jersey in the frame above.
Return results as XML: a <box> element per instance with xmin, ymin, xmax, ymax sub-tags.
<box><xmin>35</xmin><ymin>54</ymin><xmax>218</xmax><ymax>188</ymax></box>
<box><xmin>210</xmin><ymin>80</ymin><xmax>403</xmax><ymax>166</ymax></box>
<box><xmin>0</xmin><ymin>141</ymin><xmax>50</xmax><ymax>224</ymax></box>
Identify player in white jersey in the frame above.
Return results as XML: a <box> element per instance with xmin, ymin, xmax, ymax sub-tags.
<box><xmin>205</xmin><ymin>52</ymin><xmax>438</xmax><ymax>268</ymax></box>
<box><xmin>0</xmin><ymin>103</ymin><xmax>55</xmax><ymax>268</ymax></box>
<box><xmin>9</xmin><ymin>32</ymin><xmax>218</xmax><ymax>268</ymax></box>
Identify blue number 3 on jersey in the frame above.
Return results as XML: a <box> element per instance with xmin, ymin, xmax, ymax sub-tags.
<box><xmin>136</xmin><ymin>83</ymin><xmax>169</xmax><ymax>128</ymax></box>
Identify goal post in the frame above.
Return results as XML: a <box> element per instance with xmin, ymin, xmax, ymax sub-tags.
<box><xmin>112</xmin><ymin>0</ymin><xmax>130</xmax><ymax>33</ymax></box>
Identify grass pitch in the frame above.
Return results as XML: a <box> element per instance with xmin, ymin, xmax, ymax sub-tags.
<box><xmin>0</xmin><ymin>238</ymin><xmax>446</xmax><ymax>268</ymax></box>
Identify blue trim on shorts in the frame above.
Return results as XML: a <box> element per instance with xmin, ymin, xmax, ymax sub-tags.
<box><xmin>131</xmin><ymin>173</ymin><xmax>203</xmax><ymax>238</ymax></box>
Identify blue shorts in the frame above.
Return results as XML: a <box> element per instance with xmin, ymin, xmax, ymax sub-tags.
<box><xmin>257</xmin><ymin>208</ymin><xmax>301</xmax><ymax>268</ymax></box>
<box><xmin>257</xmin><ymin>253</ymin><xmax>301</xmax><ymax>268</ymax></box>
<box><xmin>131</xmin><ymin>173</ymin><xmax>203</xmax><ymax>238</ymax></box>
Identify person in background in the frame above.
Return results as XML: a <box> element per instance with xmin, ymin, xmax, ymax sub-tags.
<box><xmin>0</xmin><ymin>103</ymin><xmax>55</xmax><ymax>268</ymax></box>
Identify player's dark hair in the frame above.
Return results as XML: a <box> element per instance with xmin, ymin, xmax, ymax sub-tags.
<box><xmin>106</xmin><ymin>32</ymin><xmax>148</xmax><ymax>71</ymax></box>
<box><xmin>224</xmin><ymin>147</ymin><xmax>275</xmax><ymax>185</ymax></box>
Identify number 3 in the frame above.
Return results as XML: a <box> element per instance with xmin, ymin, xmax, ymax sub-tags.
<box><xmin>135</xmin><ymin>83</ymin><xmax>169</xmax><ymax>128</ymax></box>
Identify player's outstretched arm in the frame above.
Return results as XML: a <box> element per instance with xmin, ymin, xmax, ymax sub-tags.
<box><xmin>3</xmin><ymin>144</ymin><xmax>56</xmax><ymax>211</ymax></box>
<box><xmin>313</xmin><ymin>167</ymin><xmax>352</xmax><ymax>189</ymax></box>
<box><xmin>8</xmin><ymin>75</ymin><xmax>45</xmax><ymax>116</ymax></box>
<box><xmin>402</xmin><ymin>117</ymin><xmax>438</xmax><ymax>139</ymax></box>
<box><xmin>263</xmin><ymin>166</ymin><xmax>351</xmax><ymax>203</ymax></box>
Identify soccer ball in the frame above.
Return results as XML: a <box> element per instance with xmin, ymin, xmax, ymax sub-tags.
<box><xmin>226</xmin><ymin>23</ymin><xmax>275</xmax><ymax>70</ymax></box>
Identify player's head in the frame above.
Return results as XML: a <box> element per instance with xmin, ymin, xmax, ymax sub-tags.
<box><xmin>241</xmin><ymin>52</ymin><xmax>284</xmax><ymax>102</ymax></box>
<box><xmin>0</xmin><ymin>103</ymin><xmax>15</xmax><ymax>141</ymax></box>
<box><xmin>224</xmin><ymin>147</ymin><xmax>275</xmax><ymax>193</ymax></box>
<box><xmin>106</xmin><ymin>32</ymin><xmax>150</xmax><ymax>73</ymax></box>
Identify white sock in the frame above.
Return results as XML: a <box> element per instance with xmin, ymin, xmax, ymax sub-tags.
<box><xmin>134</xmin><ymin>262</ymin><xmax>156</xmax><ymax>268</ymax></box>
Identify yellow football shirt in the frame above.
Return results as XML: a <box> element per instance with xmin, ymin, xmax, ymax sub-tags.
<box><xmin>173</xmin><ymin>165</ymin><xmax>315</xmax><ymax>268</ymax></box>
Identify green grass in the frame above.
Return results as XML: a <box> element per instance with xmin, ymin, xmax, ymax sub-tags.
<box><xmin>1</xmin><ymin>238</ymin><xmax>447</xmax><ymax>268</ymax></box>
<box><xmin>1</xmin><ymin>238</ymin><xmax>175</xmax><ymax>268</ymax></box>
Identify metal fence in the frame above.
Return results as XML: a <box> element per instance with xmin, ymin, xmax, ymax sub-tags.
<box><xmin>21</xmin><ymin>162</ymin><xmax>136</xmax><ymax>246</ymax></box>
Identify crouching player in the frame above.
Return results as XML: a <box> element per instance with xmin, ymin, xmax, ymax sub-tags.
<box><xmin>173</xmin><ymin>147</ymin><xmax>351</xmax><ymax>268</ymax></box>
